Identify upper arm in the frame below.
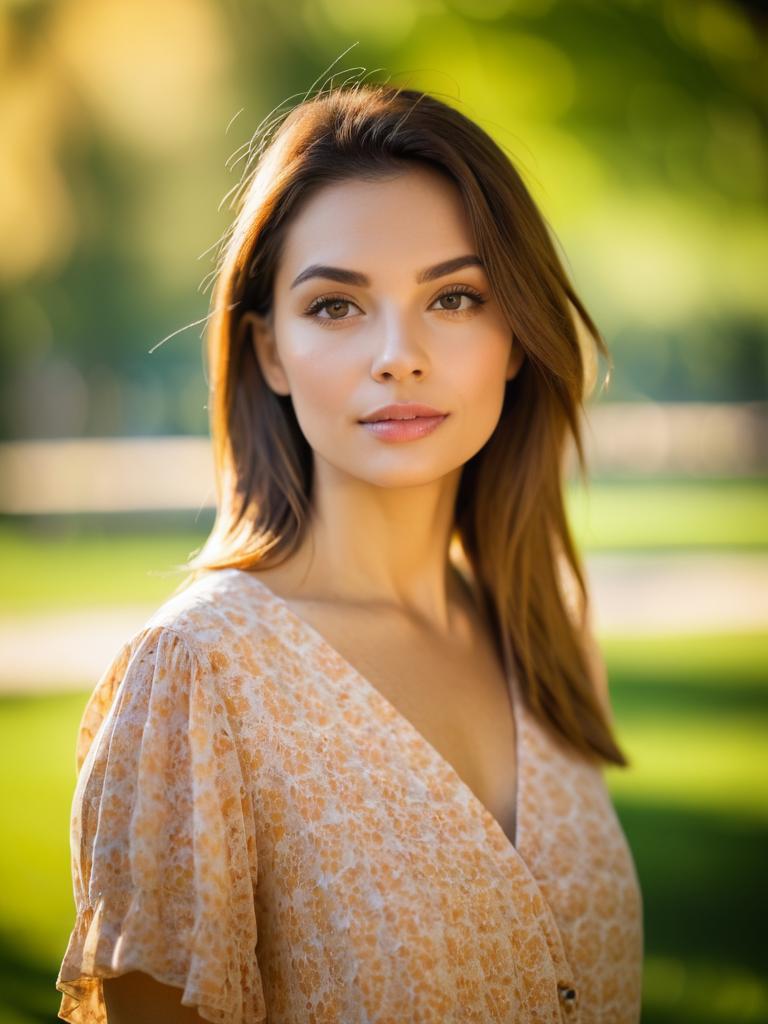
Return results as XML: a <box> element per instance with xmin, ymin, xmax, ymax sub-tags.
<box><xmin>103</xmin><ymin>971</ymin><xmax>208</xmax><ymax>1023</ymax></box>
<box><xmin>56</xmin><ymin>625</ymin><xmax>267</xmax><ymax>1024</ymax></box>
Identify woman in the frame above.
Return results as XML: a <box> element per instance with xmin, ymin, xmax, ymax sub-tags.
<box><xmin>56</xmin><ymin>80</ymin><xmax>643</xmax><ymax>1023</ymax></box>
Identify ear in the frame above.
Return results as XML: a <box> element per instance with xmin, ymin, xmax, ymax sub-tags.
<box><xmin>241</xmin><ymin>310</ymin><xmax>291</xmax><ymax>396</ymax></box>
<box><xmin>505</xmin><ymin>334</ymin><xmax>525</xmax><ymax>382</ymax></box>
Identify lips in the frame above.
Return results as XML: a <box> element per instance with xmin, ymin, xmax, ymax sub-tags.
<box><xmin>358</xmin><ymin>410</ymin><xmax>449</xmax><ymax>443</ymax></box>
<box><xmin>359</xmin><ymin>403</ymin><xmax>448</xmax><ymax>423</ymax></box>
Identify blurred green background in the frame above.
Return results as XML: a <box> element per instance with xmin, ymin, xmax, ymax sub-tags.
<box><xmin>0</xmin><ymin>0</ymin><xmax>766</xmax><ymax>1021</ymax></box>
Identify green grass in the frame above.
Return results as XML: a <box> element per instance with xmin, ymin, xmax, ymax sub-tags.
<box><xmin>1</xmin><ymin>477</ymin><xmax>766</xmax><ymax>613</ymax></box>
<box><xmin>0</xmin><ymin>523</ymin><xmax>206</xmax><ymax>613</ymax></box>
<box><xmin>602</xmin><ymin>632</ymin><xmax>768</xmax><ymax>820</ymax></box>
<box><xmin>566</xmin><ymin>476</ymin><xmax>768</xmax><ymax>552</ymax></box>
<box><xmin>602</xmin><ymin>631</ymin><xmax>768</xmax><ymax>1023</ymax></box>
<box><xmin>0</xmin><ymin>631</ymin><xmax>766</xmax><ymax>1023</ymax></box>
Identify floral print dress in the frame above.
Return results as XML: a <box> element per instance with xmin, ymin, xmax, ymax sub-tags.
<box><xmin>56</xmin><ymin>567</ymin><xmax>643</xmax><ymax>1023</ymax></box>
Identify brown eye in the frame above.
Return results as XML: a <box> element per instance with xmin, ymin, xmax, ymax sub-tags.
<box><xmin>431</xmin><ymin>287</ymin><xmax>486</xmax><ymax>313</ymax></box>
<box><xmin>303</xmin><ymin>295</ymin><xmax>361</xmax><ymax>323</ymax></box>
<box><xmin>324</xmin><ymin>299</ymin><xmax>350</xmax><ymax>319</ymax></box>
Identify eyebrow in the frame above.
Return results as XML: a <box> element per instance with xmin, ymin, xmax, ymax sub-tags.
<box><xmin>289</xmin><ymin>254</ymin><xmax>485</xmax><ymax>290</ymax></box>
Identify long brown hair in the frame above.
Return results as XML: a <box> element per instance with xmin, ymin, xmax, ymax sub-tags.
<box><xmin>175</xmin><ymin>79</ymin><xmax>627</xmax><ymax>769</ymax></box>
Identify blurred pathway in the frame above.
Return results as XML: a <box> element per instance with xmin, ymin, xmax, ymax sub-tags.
<box><xmin>1</xmin><ymin>552</ymin><xmax>767</xmax><ymax>695</ymax></box>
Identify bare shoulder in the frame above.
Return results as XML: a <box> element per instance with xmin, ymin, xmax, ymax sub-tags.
<box><xmin>103</xmin><ymin>971</ymin><xmax>207</xmax><ymax>1023</ymax></box>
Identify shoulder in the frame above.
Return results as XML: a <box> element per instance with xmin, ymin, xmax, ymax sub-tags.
<box><xmin>78</xmin><ymin>568</ymin><xmax>305</xmax><ymax>769</ymax></box>
<box><xmin>76</xmin><ymin>569</ymin><xmax>277</xmax><ymax>769</ymax></box>
<box><xmin>139</xmin><ymin>567</ymin><xmax>250</xmax><ymax>643</ymax></box>
<box><xmin>128</xmin><ymin>567</ymin><xmax>283</xmax><ymax>663</ymax></box>
<box><xmin>144</xmin><ymin>567</ymin><xmax>319</xmax><ymax>684</ymax></box>
<box><xmin>109</xmin><ymin>568</ymin><xmax>282</xmax><ymax>703</ymax></box>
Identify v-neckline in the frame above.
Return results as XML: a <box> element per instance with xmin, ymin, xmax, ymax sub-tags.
<box><xmin>235</xmin><ymin>568</ymin><xmax>523</xmax><ymax>855</ymax></box>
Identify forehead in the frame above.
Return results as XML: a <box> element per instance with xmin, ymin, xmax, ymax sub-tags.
<box><xmin>274</xmin><ymin>166</ymin><xmax>477</xmax><ymax>286</ymax></box>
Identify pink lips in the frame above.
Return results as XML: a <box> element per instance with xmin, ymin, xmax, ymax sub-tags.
<box><xmin>358</xmin><ymin>403</ymin><xmax>449</xmax><ymax>443</ymax></box>
<box><xmin>359</xmin><ymin>403</ymin><xmax>448</xmax><ymax>422</ymax></box>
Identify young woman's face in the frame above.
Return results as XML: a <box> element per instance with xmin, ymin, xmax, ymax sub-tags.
<box><xmin>247</xmin><ymin>164</ymin><xmax>524</xmax><ymax>488</ymax></box>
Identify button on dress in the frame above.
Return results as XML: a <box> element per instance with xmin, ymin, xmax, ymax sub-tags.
<box><xmin>56</xmin><ymin>567</ymin><xmax>644</xmax><ymax>1023</ymax></box>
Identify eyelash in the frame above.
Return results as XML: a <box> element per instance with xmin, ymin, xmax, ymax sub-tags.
<box><xmin>302</xmin><ymin>285</ymin><xmax>487</xmax><ymax>325</ymax></box>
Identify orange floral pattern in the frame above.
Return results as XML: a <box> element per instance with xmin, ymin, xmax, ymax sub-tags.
<box><xmin>56</xmin><ymin>567</ymin><xmax>643</xmax><ymax>1023</ymax></box>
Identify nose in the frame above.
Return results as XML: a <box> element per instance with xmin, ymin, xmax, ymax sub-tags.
<box><xmin>369</xmin><ymin>312</ymin><xmax>429</xmax><ymax>381</ymax></box>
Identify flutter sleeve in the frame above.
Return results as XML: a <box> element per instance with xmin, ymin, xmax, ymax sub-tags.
<box><xmin>55</xmin><ymin>624</ymin><xmax>267</xmax><ymax>1024</ymax></box>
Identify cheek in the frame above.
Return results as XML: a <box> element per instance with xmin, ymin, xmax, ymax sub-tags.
<box><xmin>450</xmin><ymin>335</ymin><xmax>511</xmax><ymax>421</ymax></box>
<box><xmin>281</xmin><ymin>340</ymin><xmax>358</xmax><ymax>428</ymax></box>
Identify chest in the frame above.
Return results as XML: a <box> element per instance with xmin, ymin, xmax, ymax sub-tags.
<box><xmin>280</xmin><ymin>599</ymin><xmax>519</xmax><ymax>846</ymax></box>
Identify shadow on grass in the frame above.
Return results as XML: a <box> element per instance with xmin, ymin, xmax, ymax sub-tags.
<box><xmin>619</xmin><ymin>798</ymin><xmax>766</xmax><ymax>972</ymax></box>
<box><xmin>610</xmin><ymin>678</ymin><xmax>768</xmax><ymax>719</ymax></box>
<box><xmin>0</xmin><ymin>928</ymin><xmax>61</xmax><ymax>1022</ymax></box>
<box><xmin>614</xmin><ymin>799</ymin><xmax>767</xmax><ymax>1023</ymax></box>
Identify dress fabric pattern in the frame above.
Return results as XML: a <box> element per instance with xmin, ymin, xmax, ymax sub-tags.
<box><xmin>56</xmin><ymin>567</ymin><xmax>644</xmax><ymax>1024</ymax></box>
